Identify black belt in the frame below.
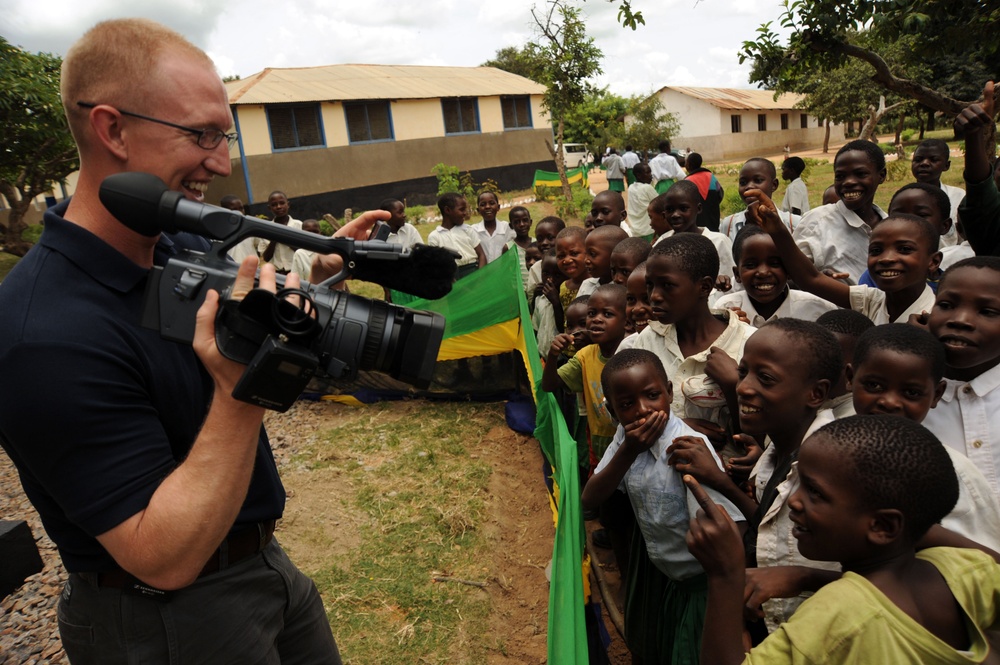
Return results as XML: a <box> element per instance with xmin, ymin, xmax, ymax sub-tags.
<box><xmin>82</xmin><ymin>520</ymin><xmax>276</xmax><ymax>589</ymax></box>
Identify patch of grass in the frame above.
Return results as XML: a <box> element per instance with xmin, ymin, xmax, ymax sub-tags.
<box><xmin>301</xmin><ymin>402</ymin><xmax>503</xmax><ymax>664</ymax></box>
<box><xmin>0</xmin><ymin>252</ymin><xmax>19</xmax><ymax>284</ymax></box>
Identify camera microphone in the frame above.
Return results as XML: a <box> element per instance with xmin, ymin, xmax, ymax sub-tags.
<box><xmin>99</xmin><ymin>172</ymin><xmax>458</xmax><ymax>299</ymax></box>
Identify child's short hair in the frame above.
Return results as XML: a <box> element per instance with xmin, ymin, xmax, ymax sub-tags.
<box><xmin>732</xmin><ymin>225</ymin><xmax>769</xmax><ymax>265</ymax></box>
<box><xmin>613</xmin><ymin>237</ymin><xmax>652</xmax><ymax>263</ymax></box>
<box><xmin>633</xmin><ymin>163</ymin><xmax>652</xmax><ymax>178</ymax></box>
<box><xmin>477</xmin><ymin>190</ymin><xmax>499</xmax><ymax>204</ymax></box>
<box><xmin>686</xmin><ymin>152</ymin><xmax>703</xmax><ymax>170</ymax></box>
<box><xmin>537</xmin><ymin>216</ymin><xmax>566</xmax><ymax>231</ymax></box>
<box><xmin>510</xmin><ymin>205</ymin><xmax>530</xmax><ymax>219</ymax></box>
<box><xmin>811</xmin><ymin>415</ymin><xmax>959</xmax><ymax>540</ymax></box>
<box><xmin>938</xmin><ymin>255</ymin><xmax>1000</xmax><ymax>291</ymax></box>
<box><xmin>815</xmin><ymin>309</ymin><xmax>875</xmax><ymax>339</ymax></box>
<box><xmin>854</xmin><ymin>323</ymin><xmax>945</xmax><ymax>382</ymax></box>
<box><xmin>880</xmin><ymin>213</ymin><xmax>940</xmax><ymax>253</ymax></box>
<box><xmin>594</xmin><ymin>190</ymin><xmax>626</xmax><ymax>213</ymax></box>
<box><xmin>836</xmin><ymin>139</ymin><xmax>886</xmax><ymax>172</ymax></box>
<box><xmin>220</xmin><ymin>194</ymin><xmax>242</xmax><ymax>209</ymax></box>
<box><xmin>379</xmin><ymin>198</ymin><xmax>403</xmax><ymax>211</ymax></box>
<box><xmin>658</xmin><ymin>140</ymin><xmax>672</xmax><ymax>153</ymax></box>
<box><xmin>556</xmin><ymin>226</ymin><xmax>588</xmax><ymax>244</ymax></box>
<box><xmin>916</xmin><ymin>138</ymin><xmax>950</xmax><ymax>157</ymax></box>
<box><xmin>760</xmin><ymin>318</ymin><xmax>842</xmax><ymax>385</ymax></box>
<box><xmin>268</xmin><ymin>190</ymin><xmax>287</xmax><ymax>199</ymax></box>
<box><xmin>569</xmin><ymin>295</ymin><xmax>590</xmax><ymax>308</ymax></box>
<box><xmin>649</xmin><ymin>233</ymin><xmax>718</xmax><ymax>282</ymax></box>
<box><xmin>601</xmin><ymin>348</ymin><xmax>670</xmax><ymax>401</ymax></box>
<box><xmin>889</xmin><ymin>183</ymin><xmax>951</xmax><ymax>221</ymax></box>
<box><xmin>667</xmin><ymin>179</ymin><xmax>701</xmax><ymax>202</ymax></box>
<box><xmin>437</xmin><ymin>192</ymin><xmax>464</xmax><ymax>214</ymax></box>
<box><xmin>744</xmin><ymin>157</ymin><xmax>777</xmax><ymax>178</ymax></box>
<box><xmin>782</xmin><ymin>156</ymin><xmax>805</xmax><ymax>176</ymax></box>
<box><xmin>589</xmin><ymin>224</ymin><xmax>628</xmax><ymax>246</ymax></box>
<box><xmin>591</xmin><ymin>283</ymin><xmax>627</xmax><ymax>310</ymax></box>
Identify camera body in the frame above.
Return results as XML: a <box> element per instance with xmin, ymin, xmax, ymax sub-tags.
<box><xmin>101</xmin><ymin>172</ymin><xmax>450</xmax><ymax>412</ymax></box>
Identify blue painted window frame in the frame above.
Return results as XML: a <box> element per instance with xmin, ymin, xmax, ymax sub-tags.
<box><xmin>500</xmin><ymin>96</ymin><xmax>533</xmax><ymax>130</ymax></box>
<box><xmin>265</xmin><ymin>104</ymin><xmax>326</xmax><ymax>152</ymax></box>
<box><xmin>344</xmin><ymin>101</ymin><xmax>395</xmax><ymax>144</ymax></box>
<box><xmin>442</xmin><ymin>98</ymin><xmax>481</xmax><ymax>135</ymax></box>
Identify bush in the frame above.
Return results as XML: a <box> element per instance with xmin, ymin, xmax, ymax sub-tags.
<box><xmin>885</xmin><ymin>159</ymin><xmax>910</xmax><ymax>182</ymax></box>
<box><xmin>901</xmin><ymin>129</ymin><xmax>916</xmax><ymax>142</ymax></box>
<box><xmin>22</xmin><ymin>224</ymin><xmax>43</xmax><ymax>244</ymax></box>
<box><xmin>432</xmin><ymin>163</ymin><xmax>503</xmax><ymax>205</ymax></box>
<box><xmin>720</xmin><ymin>187</ymin><xmax>747</xmax><ymax>218</ymax></box>
<box><xmin>405</xmin><ymin>205</ymin><xmax>428</xmax><ymax>224</ymax></box>
<box><xmin>878</xmin><ymin>143</ymin><xmax>897</xmax><ymax>155</ymax></box>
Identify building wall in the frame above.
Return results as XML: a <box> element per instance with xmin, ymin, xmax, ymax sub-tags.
<box><xmin>675</xmin><ymin>125</ymin><xmax>844</xmax><ymax>162</ymax></box>
<box><xmin>207</xmin><ymin>126</ymin><xmax>554</xmax><ymax>209</ymax></box>
<box><xmin>657</xmin><ymin>90</ymin><xmax>721</xmax><ymax>138</ymax></box>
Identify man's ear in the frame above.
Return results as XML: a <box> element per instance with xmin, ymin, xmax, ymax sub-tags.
<box><xmin>88</xmin><ymin>105</ymin><xmax>130</xmax><ymax>161</ymax></box>
<box><xmin>868</xmin><ymin>508</ymin><xmax>905</xmax><ymax>546</ymax></box>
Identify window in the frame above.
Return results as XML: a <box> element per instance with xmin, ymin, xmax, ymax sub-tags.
<box><xmin>266</xmin><ymin>105</ymin><xmax>324</xmax><ymax>150</ymax></box>
<box><xmin>731</xmin><ymin>114</ymin><xmax>742</xmax><ymax>133</ymax></box>
<box><xmin>344</xmin><ymin>101</ymin><xmax>394</xmax><ymax>143</ymax></box>
<box><xmin>501</xmin><ymin>96</ymin><xmax>533</xmax><ymax>129</ymax></box>
<box><xmin>800</xmin><ymin>113</ymin><xmax>809</xmax><ymax>129</ymax></box>
<box><xmin>758</xmin><ymin>114</ymin><xmax>767</xmax><ymax>131</ymax></box>
<box><xmin>781</xmin><ymin>113</ymin><xmax>789</xmax><ymax>130</ymax></box>
<box><xmin>442</xmin><ymin>98</ymin><xmax>480</xmax><ymax>134</ymax></box>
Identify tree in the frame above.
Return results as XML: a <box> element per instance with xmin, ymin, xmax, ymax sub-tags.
<box><xmin>531</xmin><ymin>0</ymin><xmax>603</xmax><ymax>205</ymax></box>
<box><xmin>612</xmin><ymin>94</ymin><xmax>679</xmax><ymax>155</ymax></box>
<box><xmin>561</xmin><ymin>87</ymin><xmax>629</xmax><ymax>153</ymax></box>
<box><xmin>739</xmin><ymin>0</ymin><xmax>1000</xmax><ymax>153</ymax></box>
<box><xmin>0</xmin><ymin>38</ymin><xmax>78</xmax><ymax>256</ymax></box>
<box><xmin>481</xmin><ymin>45</ymin><xmax>548</xmax><ymax>84</ymax></box>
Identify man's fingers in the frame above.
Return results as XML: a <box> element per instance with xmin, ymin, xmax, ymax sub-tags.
<box><xmin>684</xmin><ymin>474</ymin><xmax>722</xmax><ymax>519</ymax></box>
<box><xmin>230</xmin><ymin>256</ymin><xmax>260</xmax><ymax>301</ymax></box>
<box><xmin>984</xmin><ymin>80</ymin><xmax>995</xmax><ymax>119</ymax></box>
<box><xmin>333</xmin><ymin>209</ymin><xmax>391</xmax><ymax>240</ymax></box>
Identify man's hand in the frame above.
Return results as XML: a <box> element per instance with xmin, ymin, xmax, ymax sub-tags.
<box><xmin>310</xmin><ymin>209</ymin><xmax>392</xmax><ymax>283</ymax></box>
<box><xmin>743</xmin><ymin>189</ymin><xmax>785</xmax><ymax>235</ymax></box>
<box><xmin>685</xmin><ymin>475</ymin><xmax>745</xmax><ymax>578</ymax></box>
<box><xmin>193</xmin><ymin>256</ymin><xmax>299</xmax><ymax>401</ymax></box>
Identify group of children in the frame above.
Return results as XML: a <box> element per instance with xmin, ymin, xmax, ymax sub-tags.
<box><xmin>527</xmin><ymin>128</ymin><xmax>1000</xmax><ymax>663</ymax></box>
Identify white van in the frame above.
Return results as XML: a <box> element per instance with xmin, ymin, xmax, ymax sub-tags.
<box><xmin>561</xmin><ymin>143</ymin><xmax>589</xmax><ymax>168</ymax></box>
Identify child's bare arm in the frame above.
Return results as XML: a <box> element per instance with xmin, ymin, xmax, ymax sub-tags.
<box><xmin>743</xmin><ymin>566</ymin><xmax>841</xmax><ymax>618</ymax></box>
<box><xmin>669</xmin><ymin>436</ymin><xmax>757</xmax><ymax>519</ymax></box>
<box><xmin>684</xmin><ymin>476</ymin><xmax>747</xmax><ymax>665</ymax></box>
<box><xmin>581</xmin><ymin>411</ymin><xmax>667</xmax><ymax>511</ymax></box>
<box><xmin>745</xmin><ymin>189</ymin><xmax>851</xmax><ymax>308</ymax></box>
<box><xmin>474</xmin><ymin>243</ymin><xmax>487</xmax><ymax>268</ymax></box>
<box><xmin>920</xmin><ymin>524</ymin><xmax>1000</xmax><ymax>564</ymax></box>
<box><xmin>541</xmin><ymin>333</ymin><xmax>574</xmax><ymax>392</ymax></box>
<box><xmin>954</xmin><ymin>81</ymin><xmax>996</xmax><ymax>184</ymax></box>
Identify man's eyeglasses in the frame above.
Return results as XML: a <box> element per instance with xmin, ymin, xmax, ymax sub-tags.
<box><xmin>76</xmin><ymin>102</ymin><xmax>238</xmax><ymax>150</ymax></box>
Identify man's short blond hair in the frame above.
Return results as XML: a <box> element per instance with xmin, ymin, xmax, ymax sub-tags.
<box><xmin>61</xmin><ymin>19</ymin><xmax>216</xmax><ymax>144</ymax></box>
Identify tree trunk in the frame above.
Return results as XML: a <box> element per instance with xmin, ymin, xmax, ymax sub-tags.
<box><xmin>894</xmin><ymin>114</ymin><xmax>906</xmax><ymax>145</ymax></box>
<box><xmin>927</xmin><ymin>109</ymin><xmax>936</xmax><ymax>132</ymax></box>
<box><xmin>860</xmin><ymin>96</ymin><xmax>906</xmax><ymax>143</ymax></box>
<box><xmin>554</xmin><ymin>118</ymin><xmax>573</xmax><ymax>204</ymax></box>
<box><xmin>918</xmin><ymin>116</ymin><xmax>925</xmax><ymax>140</ymax></box>
<box><xmin>823</xmin><ymin>118</ymin><xmax>831</xmax><ymax>153</ymax></box>
<box><xmin>0</xmin><ymin>183</ymin><xmax>33</xmax><ymax>257</ymax></box>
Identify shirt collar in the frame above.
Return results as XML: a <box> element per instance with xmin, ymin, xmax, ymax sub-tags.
<box><xmin>835</xmin><ymin>200</ymin><xmax>887</xmax><ymax>230</ymax></box>
<box><xmin>940</xmin><ymin>362</ymin><xmax>1000</xmax><ymax>401</ymax></box>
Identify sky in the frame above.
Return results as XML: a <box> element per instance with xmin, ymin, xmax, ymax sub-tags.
<box><xmin>3</xmin><ymin>0</ymin><xmax>787</xmax><ymax>97</ymax></box>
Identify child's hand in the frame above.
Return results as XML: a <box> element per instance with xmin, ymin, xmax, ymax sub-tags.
<box><xmin>705</xmin><ymin>346</ymin><xmax>739</xmax><ymax>392</ymax></box>
<box><xmin>726</xmin><ymin>434</ymin><xmax>764</xmax><ymax>482</ymax></box>
<box><xmin>743</xmin><ymin>189</ymin><xmax>783</xmax><ymax>235</ymax></box>
<box><xmin>547</xmin><ymin>333</ymin><xmax>574</xmax><ymax>360</ymax></box>
<box><xmin>907</xmin><ymin>310</ymin><xmax>931</xmax><ymax>331</ymax></box>
<box><xmin>684</xmin><ymin>475</ymin><xmax>745</xmax><ymax>578</ymax></box>
<box><xmin>668</xmin><ymin>436</ymin><xmax>730</xmax><ymax>488</ymax></box>
<box><xmin>820</xmin><ymin>268</ymin><xmax>850</xmax><ymax>281</ymax></box>
<box><xmin>622</xmin><ymin>410</ymin><xmax>669</xmax><ymax>453</ymax></box>
<box><xmin>714</xmin><ymin>275</ymin><xmax>732</xmax><ymax>293</ymax></box>
<box><xmin>542</xmin><ymin>280</ymin><xmax>560</xmax><ymax>305</ymax></box>
<box><xmin>744</xmin><ymin>566</ymin><xmax>815</xmax><ymax>617</ymax></box>
<box><xmin>683</xmin><ymin>418</ymin><xmax>728</xmax><ymax>450</ymax></box>
<box><xmin>954</xmin><ymin>80</ymin><xmax>996</xmax><ymax>138</ymax></box>
<box><xmin>727</xmin><ymin>306</ymin><xmax>751</xmax><ymax>325</ymax></box>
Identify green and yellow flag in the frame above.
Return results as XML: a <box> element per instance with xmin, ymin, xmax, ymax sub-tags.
<box><xmin>533</xmin><ymin>166</ymin><xmax>590</xmax><ymax>191</ymax></box>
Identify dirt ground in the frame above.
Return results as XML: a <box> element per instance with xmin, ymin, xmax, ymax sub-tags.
<box><xmin>270</xmin><ymin>399</ymin><xmax>629</xmax><ymax>664</ymax></box>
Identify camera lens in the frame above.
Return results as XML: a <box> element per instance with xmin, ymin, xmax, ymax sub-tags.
<box><xmin>312</xmin><ymin>290</ymin><xmax>445</xmax><ymax>389</ymax></box>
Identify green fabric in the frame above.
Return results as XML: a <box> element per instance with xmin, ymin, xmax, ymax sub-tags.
<box><xmin>625</xmin><ymin>527</ymin><xmax>707</xmax><ymax>664</ymax></box>
<box><xmin>655</xmin><ymin>178</ymin><xmax>676</xmax><ymax>194</ymax></box>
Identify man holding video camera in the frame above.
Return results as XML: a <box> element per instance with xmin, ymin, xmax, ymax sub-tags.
<box><xmin>0</xmin><ymin>19</ymin><xmax>372</xmax><ymax>663</ymax></box>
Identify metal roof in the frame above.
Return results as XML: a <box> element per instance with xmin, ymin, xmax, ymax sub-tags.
<box><xmin>226</xmin><ymin>64</ymin><xmax>546</xmax><ymax>105</ymax></box>
<box><xmin>657</xmin><ymin>86</ymin><xmax>804</xmax><ymax>111</ymax></box>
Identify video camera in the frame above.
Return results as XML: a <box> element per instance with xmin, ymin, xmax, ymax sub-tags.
<box><xmin>100</xmin><ymin>172</ymin><xmax>456</xmax><ymax>412</ymax></box>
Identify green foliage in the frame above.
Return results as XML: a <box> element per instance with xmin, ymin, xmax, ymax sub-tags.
<box><xmin>21</xmin><ymin>223</ymin><xmax>44</xmax><ymax>244</ymax></box>
<box><xmin>800</xmin><ymin>158</ymin><xmax>827</xmax><ymax>182</ymax></box>
<box><xmin>0</xmin><ymin>37</ymin><xmax>79</xmax><ymax>255</ymax></box>
<box><xmin>562</xmin><ymin>88</ymin><xmax>630</xmax><ymax>153</ymax></box>
<box><xmin>481</xmin><ymin>44</ymin><xmax>548</xmax><ymax>84</ymax></box>
<box><xmin>431</xmin><ymin>163</ymin><xmax>502</xmax><ymax>203</ymax></box>
<box><xmin>720</xmin><ymin>187</ymin><xmax>747</xmax><ymax>218</ymax></box>
<box><xmin>606</xmin><ymin>94</ymin><xmax>680</xmax><ymax>154</ymax></box>
<box><xmin>614</xmin><ymin>0</ymin><xmax>645</xmax><ymax>30</ymax></box>
<box><xmin>885</xmin><ymin>159</ymin><xmax>910</xmax><ymax>182</ymax></box>
<box><xmin>405</xmin><ymin>205</ymin><xmax>427</xmax><ymax>224</ymax></box>
<box><xmin>901</xmin><ymin>129</ymin><xmax>917</xmax><ymax>142</ymax></box>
